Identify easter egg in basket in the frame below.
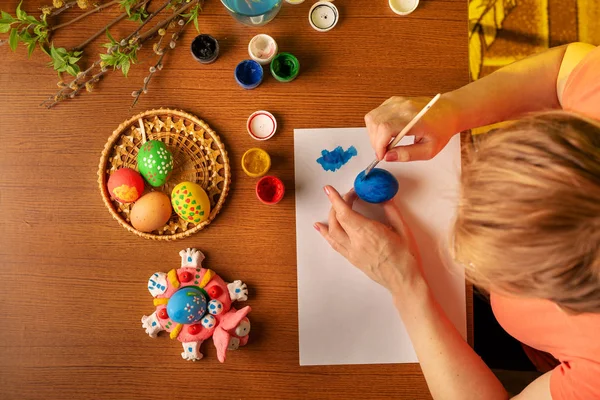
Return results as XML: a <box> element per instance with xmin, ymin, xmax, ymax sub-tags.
<box><xmin>171</xmin><ymin>182</ymin><xmax>211</xmax><ymax>225</ymax></box>
<box><xmin>107</xmin><ymin>167</ymin><xmax>145</xmax><ymax>203</ymax></box>
<box><xmin>137</xmin><ymin>140</ymin><xmax>174</xmax><ymax>187</ymax></box>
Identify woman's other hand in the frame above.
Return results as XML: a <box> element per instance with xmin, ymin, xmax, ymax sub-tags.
<box><xmin>314</xmin><ymin>186</ymin><xmax>422</xmax><ymax>295</ymax></box>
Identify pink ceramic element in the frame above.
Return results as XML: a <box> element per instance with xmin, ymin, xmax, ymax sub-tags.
<box><xmin>141</xmin><ymin>248</ymin><xmax>251</xmax><ymax>362</ymax></box>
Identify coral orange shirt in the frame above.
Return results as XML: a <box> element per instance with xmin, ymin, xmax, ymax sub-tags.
<box><xmin>491</xmin><ymin>45</ymin><xmax>600</xmax><ymax>400</ymax></box>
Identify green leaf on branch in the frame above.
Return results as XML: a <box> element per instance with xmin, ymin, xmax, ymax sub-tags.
<box><xmin>121</xmin><ymin>59</ymin><xmax>131</xmax><ymax>77</ymax></box>
<box><xmin>183</xmin><ymin>4</ymin><xmax>202</xmax><ymax>32</ymax></box>
<box><xmin>1</xmin><ymin>10</ymin><xmax>15</xmax><ymax>22</ymax></box>
<box><xmin>0</xmin><ymin>23</ymin><xmax>10</xmax><ymax>33</ymax></box>
<box><xmin>128</xmin><ymin>6</ymin><xmax>149</xmax><ymax>24</ymax></box>
<box><xmin>15</xmin><ymin>1</ymin><xmax>25</xmax><ymax>20</ymax></box>
<box><xmin>100</xmin><ymin>44</ymin><xmax>138</xmax><ymax>77</ymax></box>
<box><xmin>119</xmin><ymin>0</ymin><xmax>137</xmax><ymax>16</ymax></box>
<box><xmin>8</xmin><ymin>28</ymin><xmax>18</xmax><ymax>51</ymax></box>
<box><xmin>27</xmin><ymin>41</ymin><xmax>35</xmax><ymax>57</ymax></box>
<box><xmin>48</xmin><ymin>44</ymin><xmax>81</xmax><ymax>77</ymax></box>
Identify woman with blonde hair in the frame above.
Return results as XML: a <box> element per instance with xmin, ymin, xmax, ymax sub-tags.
<box><xmin>315</xmin><ymin>42</ymin><xmax>600</xmax><ymax>399</ymax></box>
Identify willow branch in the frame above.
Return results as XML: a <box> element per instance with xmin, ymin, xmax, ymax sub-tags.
<box><xmin>48</xmin><ymin>1</ymin><xmax>78</xmax><ymax>17</ymax></box>
<box><xmin>51</xmin><ymin>0</ymin><xmax>121</xmax><ymax>31</ymax></box>
<box><xmin>46</xmin><ymin>70</ymin><xmax>108</xmax><ymax>108</ymax></box>
<box><xmin>71</xmin><ymin>12</ymin><xmax>128</xmax><ymax>52</ymax></box>
<box><xmin>71</xmin><ymin>0</ymin><xmax>152</xmax><ymax>52</ymax></box>
<box><xmin>139</xmin><ymin>0</ymin><xmax>199</xmax><ymax>43</ymax></box>
<box><xmin>41</xmin><ymin>60</ymin><xmax>102</xmax><ymax>106</ymax></box>
<box><xmin>120</xmin><ymin>0</ymin><xmax>173</xmax><ymax>46</ymax></box>
<box><xmin>131</xmin><ymin>18</ymin><xmax>186</xmax><ymax>108</ymax></box>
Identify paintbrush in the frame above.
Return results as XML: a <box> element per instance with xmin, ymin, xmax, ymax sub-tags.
<box><xmin>363</xmin><ymin>93</ymin><xmax>442</xmax><ymax>177</ymax></box>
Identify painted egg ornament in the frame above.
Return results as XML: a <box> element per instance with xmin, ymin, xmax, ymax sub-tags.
<box><xmin>166</xmin><ymin>286</ymin><xmax>207</xmax><ymax>324</ymax></box>
<box><xmin>354</xmin><ymin>168</ymin><xmax>399</xmax><ymax>204</ymax></box>
<box><xmin>130</xmin><ymin>191</ymin><xmax>173</xmax><ymax>232</ymax></box>
<box><xmin>137</xmin><ymin>140</ymin><xmax>174</xmax><ymax>187</ymax></box>
<box><xmin>171</xmin><ymin>182</ymin><xmax>211</xmax><ymax>224</ymax></box>
<box><xmin>107</xmin><ymin>167</ymin><xmax>145</xmax><ymax>203</ymax></box>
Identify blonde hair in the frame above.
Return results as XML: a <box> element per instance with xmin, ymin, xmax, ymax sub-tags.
<box><xmin>454</xmin><ymin>111</ymin><xmax>600</xmax><ymax>313</ymax></box>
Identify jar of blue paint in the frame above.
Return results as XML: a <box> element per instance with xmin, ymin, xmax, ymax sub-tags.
<box><xmin>235</xmin><ymin>60</ymin><xmax>264</xmax><ymax>89</ymax></box>
<box><xmin>354</xmin><ymin>168</ymin><xmax>399</xmax><ymax>204</ymax></box>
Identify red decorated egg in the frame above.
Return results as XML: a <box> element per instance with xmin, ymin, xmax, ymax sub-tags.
<box><xmin>107</xmin><ymin>168</ymin><xmax>145</xmax><ymax>203</ymax></box>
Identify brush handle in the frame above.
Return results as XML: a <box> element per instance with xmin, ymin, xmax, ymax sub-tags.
<box><xmin>387</xmin><ymin>93</ymin><xmax>441</xmax><ymax>149</ymax></box>
<box><xmin>364</xmin><ymin>93</ymin><xmax>441</xmax><ymax>176</ymax></box>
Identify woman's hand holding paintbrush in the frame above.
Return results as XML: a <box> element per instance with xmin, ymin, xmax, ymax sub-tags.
<box><xmin>364</xmin><ymin>93</ymin><xmax>458</xmax><ymax>168</ymax></box>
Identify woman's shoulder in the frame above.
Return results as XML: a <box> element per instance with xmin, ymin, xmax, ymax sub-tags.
<box><xmin>558</xmin><ymin>43</ymin><xmax>600</xmax><ymax>120</ymax></box>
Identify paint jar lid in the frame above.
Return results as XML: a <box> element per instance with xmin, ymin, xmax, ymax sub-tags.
<box><xmin>389</xmin><ymin>0</ymin><xmax>419</xmax><ymax>15</ymax></box>
<box><xmin>285</xmin><ymin>0</ymin><xmax>305</xmax><ymax>4</ymax></box>
<box><xmin>242</xmin><ymin>148</ymin><xmax>271</xmax><ymax>178</ymax></box>
<box><xmin>248</xmin><ymin>34</ymin><xmax>278</xmax><ymax>65</ymax></box>
<box><xmin>247</xmin><ymin>110</ymin><xmax>277</xmax><ymax>141</ymax></box>
<box><xmin>309</xmin><ymin>1</ymin><xmax>339</xmax><ymax>32</ymax></box>
<box><xmin>256</xmin><ymin>176</ymin><xmax>285</xmax><ymax>205</ymax></box>
<box><xmin>234</xmin><ymin>60</ymin><xmax>264</xmax><ymax>89</ymax></box>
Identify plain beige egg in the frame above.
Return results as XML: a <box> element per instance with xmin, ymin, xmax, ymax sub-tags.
<box><xmin>130</xmin><ymin>191</ymin><xmax>172</xmax><ymax>233</ymax></box>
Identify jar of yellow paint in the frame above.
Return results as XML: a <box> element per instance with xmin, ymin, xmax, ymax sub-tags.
<box><xmin>242</xmin><ymin>148</ymin><xmax>271</xmax><ymax>178</ymax></box>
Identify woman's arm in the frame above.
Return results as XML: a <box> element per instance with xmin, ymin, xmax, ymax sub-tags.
<box><xmin>444</xmin><ymin>45</ymin><xmax>569</xmax><ymax>132</ymax></box>
<box><xmin>366</xmin><ymin>43</ymin><xmax>596</xmax><ymax>162</ymax></box>
<box><xmin>394</xmin><ymin>272</ymin><xmax>508</xmax><ymax>400</ymax></box>
<box><xmin>316</xmin><ymin>187</ymin><xmax>552</xmax><ymax>400</ymax></box>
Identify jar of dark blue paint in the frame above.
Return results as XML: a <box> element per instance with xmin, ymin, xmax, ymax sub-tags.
<box><xmin>235</xmin><ymin>59</ymin><xmax>264</xmax><ymax>89</ymax></box>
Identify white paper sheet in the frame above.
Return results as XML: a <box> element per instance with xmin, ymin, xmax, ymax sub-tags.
<box><xmin>294</xmin><ymin>128</ymin><xmax>466</xmax><ymax>366</ymax></box>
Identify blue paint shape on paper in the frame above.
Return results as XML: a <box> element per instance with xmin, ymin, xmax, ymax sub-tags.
<box><xmin>316</xmin><ymin>146</ymin><xmax>358</xmax><ymax>172</ymax></box>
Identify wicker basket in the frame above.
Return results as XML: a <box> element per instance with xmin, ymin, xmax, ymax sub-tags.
<box><xmin>98</xmin><ymin>109</ymin><xmax>230</xmax><ymax>240</ymax></box>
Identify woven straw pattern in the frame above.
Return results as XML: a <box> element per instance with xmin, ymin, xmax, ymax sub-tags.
<box><xmin>98</xmin><ymin>109</ymin><xmax>230</xmax><ymax>240</ymax></box>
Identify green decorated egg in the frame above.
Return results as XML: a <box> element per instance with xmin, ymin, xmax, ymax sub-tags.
<box><xmin>137</xmin><ymin>140</ymin><xmax>174</xmax><ymax>187</ymax></box>
<box><xmin>171</xmin><ymin>182</ymin><xmax>211</xmax><ymax>225</ymax></box>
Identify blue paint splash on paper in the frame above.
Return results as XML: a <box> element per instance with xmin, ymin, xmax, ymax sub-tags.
<box><xmin>316</xmin><ymin>146</ymin><xmax>358</xmax><ymax>172</ymax></box>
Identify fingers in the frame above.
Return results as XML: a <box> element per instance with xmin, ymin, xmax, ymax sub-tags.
<box><xmin>382</xmin><ymin>201</ymin><xmax>420</xmax><ymax>258</ymax></box>
<box><xmin>314</xmin><ymin>222</ymin><xmax>349</xmax><ymax>258</ymax></box>
<box><xmin>328</xmin><ymin>204</ymin><xmax>347</xmax><ymax>242</ymax></box>
<box><xmin>382</xmin><ymin>201</ymin><xmax>408</xmax><ymax>236</ymax></box>
<box><xmin>324</xmin><ymin>186</ymin><xmax>362</xmax><ymax>231</ymax></box>
<box><xmin>384</xmin><ymin>142</ymin><xmax>435</xmax><ymax>162</ymax></box>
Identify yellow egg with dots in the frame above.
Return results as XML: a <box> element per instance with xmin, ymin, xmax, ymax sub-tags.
<box><xmin>171</xmin><ymin>182</ymin><xmax>211</xmax><ymax>225</ymax></box>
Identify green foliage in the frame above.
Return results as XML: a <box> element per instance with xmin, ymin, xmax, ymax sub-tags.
<box><xmin>119</xmin><ymin>0</ymin><xmax>138</xmax><ymax>15</ymax></box>
<box><xmin>48</xmin><ymin>44</ymin><xmax>82</xmax><ymax>76</ymax></box>
<box><xmin>129</xmin><ymin>5</ymin><xmax>149</xmax><ymax>24</ymax></box>
<box><xmin>100</xmin><ymin>31</ymin><xmax>139</xmax><ymax>77</ymax></box>
<box><xmin>0</xmin><ymin>2</ymin><xmax>50</xmax><ymax>57</ymax></box>
<box><xmin>182</xmin><ymin>3</ymin><xmax>202</xmax><ymax>32</ymax></box>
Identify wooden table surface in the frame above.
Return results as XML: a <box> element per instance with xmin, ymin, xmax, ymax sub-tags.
<box><xmin>0</xmin><ymin>0</ymin><xmax>468</xmax><ymax>398</ymax></box>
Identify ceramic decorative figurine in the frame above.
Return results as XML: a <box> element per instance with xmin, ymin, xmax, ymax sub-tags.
<box><xmin>141</xmin><ymin>248</ymin><xmax>251</xmax><ymax>362</ymax></box>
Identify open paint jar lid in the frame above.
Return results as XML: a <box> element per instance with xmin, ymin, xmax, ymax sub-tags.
<box><xmin>389</xmin><ymin>0</ymin><xmax>419</xmax><ymax>15</ymax></box>
<box><xmin>309</xmin><ymin>1</ymin><xmax>339</xmax><ymax>32</ymax></box>
<box><xmin>247</xmin><ymin>110</ymin><xmax>277</xmax><ymax>141</ymax></box>
<box><xmin>248</xmin><ymin>34</ymin><xmax>278</xmax><ymax>65</ymax></box>
<box><xmin>242</xmin><ymin>148</ymin><xmax>271</xmax><ymax>178</ymax></box>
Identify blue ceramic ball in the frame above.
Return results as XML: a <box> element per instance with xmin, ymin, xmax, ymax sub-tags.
<box><xmin>166</xmin><ymin>286</ymin><xmax>207</xmax><ymax>324</ymax></box>
<box><xmin>354</xmin><ymin>168</ymin><xmax>399</xmax><ymax>204</ymax></box>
